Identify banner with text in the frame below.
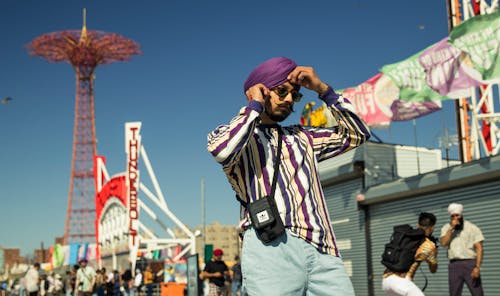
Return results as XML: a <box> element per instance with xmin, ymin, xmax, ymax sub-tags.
<box><xmin>381</xmin><ymin>49</ymin><xmax>447</xmax><ymax>102</ymax></box>
<box><xmin>419</xmin><ymin>37</ymin><xmax>482</xmax><ymax>98</ymax></box>
<box><xmin>340</xmin><ymin>73</ymin><xmax>441</xmax><ymax>127</ymax></box>
<box><xmin>450</xmin><ymin>10</ymin><xmax>500</xmax><ymax>82</ymax></box>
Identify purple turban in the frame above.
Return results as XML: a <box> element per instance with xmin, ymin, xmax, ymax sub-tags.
<box><xmin>243</xmin><ymin>57</ymin><xmax>297</xmax><ymax>93</ymax></box>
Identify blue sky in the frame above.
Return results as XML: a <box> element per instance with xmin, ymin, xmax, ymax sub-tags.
<box><xmin>0</xmin><ymin>0</ymin><xmax>460</xmax><ymax>256</ymax></box>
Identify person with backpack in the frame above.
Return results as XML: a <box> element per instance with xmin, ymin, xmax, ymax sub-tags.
<box><xmin>381</xmin><ymin>212</ymin><xmax>438</xmax><ymax>296</ymax></box>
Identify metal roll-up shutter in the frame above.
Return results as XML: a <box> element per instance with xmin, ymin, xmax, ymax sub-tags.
<box><xmin>369</xmin><ymin>180</ymin><xmax>500</xmax><ymax>296</ymax></box>
<box><xmin>323</xmin><ymin>178</ymin><xmax>368</xmax><ymax>296</ymax></box>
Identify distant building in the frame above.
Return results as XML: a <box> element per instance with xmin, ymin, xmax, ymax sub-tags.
<box><xmin>174</xmin><ymin>222</ymin><xmax>241</xmax><ymax>264</ymax></box>
<box><xmin>0</xmin><ymin>248</ymin><xmax>25</xmax><ymax>271</ymax></box>
<box><xmin>199</xmin><ymin>221</ymin><xmax>241</xmax><ymax>263</ymax></box>
<box><xmin>54</xmin><ymin>237</ymin><xmax>64</xmax><ymax>246</ymax></box>
<box><xmin>34</xmin><ymin>248</ymin><xmax>50</xmax><ymax>264</ymax></box>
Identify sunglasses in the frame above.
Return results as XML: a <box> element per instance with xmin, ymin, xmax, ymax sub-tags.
<box><xmin>271</xmin><ymin>86</ymin><xmax>303</xmax><ymax>102</ymax></box>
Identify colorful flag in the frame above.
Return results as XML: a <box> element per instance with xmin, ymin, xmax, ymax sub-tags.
<box><xmin>419</xmin><ymin>37</ymin><xmax>482</xmax><ymax>98</ymax></box>
<box><xmin>86</xmin><ymin>244</ymin><xmax>97</xmax><ymax>260</ymax></box>
<box><xmin>341</xmin><ymin>73</ymin><xmax>396</xmax><ymax>127</ymax></box>
<box><xmin>381</xmin><ymin>49</ymin><xmax>447</xmax><ymax>102</ymax></box>
<box><xmin>449</xmin><ymin>10</ymin><xmax>500</xmax><ymax>82</ymax></box>
<box><xmin>78</xmin><ymin>243</ymin><xmax>89</xmax><ymax>261</ymax></box>
<box><xmin>340</xmin><ymin>73</ymin><xmax>441</xmax><ymax>127</ymax></box>
<box><xmin>69</xmin><ymin>243</ymin><xmax>80</xmax><ymax>265</ymax></box>
<box><xmin>153</xmin><ymin>250</ymin><xmax>161</xmax><ymax>259</ymax></box>
<box><xmin>51</xmin><ymin>244</ymin><xmax>65</xmax><ymax>268</ymax></box>
<box><xmin>390</xmin><ymin>100</ymin><xmax>442</xmax><ymax>121</ymax></box>
<box><xmin>63</xmin><ymin>245</ymin><xmax>70</xmax><ymax>266</ymax></box>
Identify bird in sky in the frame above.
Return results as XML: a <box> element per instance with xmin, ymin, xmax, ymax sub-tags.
<box><xmin>1</xmin><ymin>96</ymin><xmax>13</xmax><ymax>105</ymax></box>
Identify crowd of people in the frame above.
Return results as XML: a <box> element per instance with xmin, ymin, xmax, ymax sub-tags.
<box><xmin>0</xmin><ymin>202</ymin><xmax>484</xmax><ymax>296</ymax></box>
<box><xmin>1</xmin><ymin>260</ymin><xmax>156</xmax><ymax>296</ymax></box>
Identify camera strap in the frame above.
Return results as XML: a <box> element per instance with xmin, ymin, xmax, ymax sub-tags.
<box><xmin>236</xmin><ymin>126</ymin><xmax>283</xmax><ymax>207</ymax></box>
<box><xmin>269</xmin><ymin>126</ymin><xmax>283</xmax><ymax>199</ymax></box>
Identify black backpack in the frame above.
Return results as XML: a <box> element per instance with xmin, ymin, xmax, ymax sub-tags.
<box><xmin>381</xmin><ymin>224</ymin><xmax>425</xmax><ymax>272</ymax></box>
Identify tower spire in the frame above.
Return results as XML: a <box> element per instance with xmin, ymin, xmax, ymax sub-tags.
<box><xmin>80</xmin><ymin>8</ymin><xmax>87</xmax><ymax>43</ymax></box>
<box><xmin>83</xmin><ymin>8</ymin><xmax>86</xmax><ymax>28</ymax></box>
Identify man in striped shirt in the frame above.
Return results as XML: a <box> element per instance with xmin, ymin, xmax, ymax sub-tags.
<box><xmin>207</xmin><ymin>57</ymin><xmax>370</xmax><ymax>295</ymax></box>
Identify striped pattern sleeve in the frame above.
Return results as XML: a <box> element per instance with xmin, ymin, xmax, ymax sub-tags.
<box><xmin>207</xmin><ymin>100</ymin><xmax>263</xmax><ymax>168</ymax></box>
<box><xmin>406</xmin><ymin>238</ymin><xmax>438</xmax><ymax>279</ymax></box>
<box><xmin>415</xmin><ymin>239</ymin><xmax>438</xmax><ymax>264</ymax></box>
<box><xmin>307</xmin><ymin>87</ymin><xmax>371</xmax><ymax>162</ymax></box>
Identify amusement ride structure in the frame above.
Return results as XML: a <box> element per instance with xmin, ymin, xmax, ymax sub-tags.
<box><xmin>26</xmin><ymin>10</ymin><xmax>141</xmax><ymax>245</ymax></box>
<box><xmin>26</xmin><ymin>10</ymin><xmax>196</xmax><ymax>270</ymax></box>
<box><xmin>94</xmin><ymin>122</ymin><xmax>198</xmax><ymax>270</ymax></box>
<box><xmin>448</xmin><ymin>0</ymin><xmax>500</xmax><ymax>161</ymax></box>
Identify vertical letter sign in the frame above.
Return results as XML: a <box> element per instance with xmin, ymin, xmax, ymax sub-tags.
<box><xmin>125</xmin><ymin>122</ymin><xmax>142</xmax><ymax>250</ymax></box>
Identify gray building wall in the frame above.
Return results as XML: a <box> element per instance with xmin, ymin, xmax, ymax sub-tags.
<box><xmin>323</xmin><ymin>178</ymin><xmax>368</xmax><ymax>295</ymax></box>
<box><xmin>393</xmin><ymin>146</ymin><xmax>442</xmax><ymax>178</ymax></box>
<box><xmin>367</xmin><ymin>180</ymin><xmax>500</xmax><ymax>296</ymax></box>
<box><xmin>320</xmin><ymin>143</ymin><xmax>500</xmax><ymax>296</ymax></box>
<box><xmin>319</xmin><ymin>142</ymin><xmax>443</xmax><ymax>188</ymax></box>
<box><xmin>361</xmin><ymin>155</ymin><xmax>500</xmax><ymax>296</ymax></box>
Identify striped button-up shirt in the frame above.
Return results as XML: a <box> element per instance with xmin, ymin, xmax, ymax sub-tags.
<box><xmin>207</xmin><ymin>87</ymin><xmax>370</xmax><ymax>256</ymax></box>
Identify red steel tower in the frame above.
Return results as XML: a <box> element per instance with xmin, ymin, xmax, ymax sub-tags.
<box><xmin>27</xmin><ymin>12</ymin><xmax>141</xmax><ymax>244</ymax></box>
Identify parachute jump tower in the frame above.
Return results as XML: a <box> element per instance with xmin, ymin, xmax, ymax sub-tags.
<box><xmin>27</xmin><ymin>10</ymin><xmax>141</xmax><ymax>244</ymax></box>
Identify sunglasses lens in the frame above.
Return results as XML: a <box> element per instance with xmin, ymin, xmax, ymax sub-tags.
<box><xmin>276</xmin><ymin>87</ymin><xmax>288</xmax><ymax>97</ymax></box>
<box><xmin>273</xmin><ymin>87</ymin><xmax>302</xmax><ymax>102</ymax></box>
<box><xmin>293</xmin><ymin>93</ymin><xmax>303</xmax><ymax>102</ymax></box>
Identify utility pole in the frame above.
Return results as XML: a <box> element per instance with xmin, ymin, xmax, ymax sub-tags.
<box><xmin>201</xmin><ymin>177</ymin><xmax>206</xmax><ymax>259</ymax></box>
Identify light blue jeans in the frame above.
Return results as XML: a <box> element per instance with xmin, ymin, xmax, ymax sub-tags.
<box><xmin>241</xmin><ymin>228</ymin><xmax>355</xmax><ymax>296</ymax></box>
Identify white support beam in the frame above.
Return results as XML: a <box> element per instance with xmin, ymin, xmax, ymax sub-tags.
<box><xmin>97</xmin><ymin>122</ymin><xmax>197</xmax><ymax>267</ymax></box>
<box><xmin>456</xmin><ymin>0</ymin><xmax>500</xmax><ymax>160</ymax></box>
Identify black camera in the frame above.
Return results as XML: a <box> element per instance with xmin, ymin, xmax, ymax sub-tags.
<box><xmin>248</xmin><ymin>196</ymin><xmax>285</xmax><ymax>243</ymax></box>
<box><xmin>248</xmin><ymin>196</ymin><xmax>276</xmax><ymax>229</ymax></box>
<box><xmin>429</xmin><ymin>235</ymin><xmax>439</xmax><ymax>248</ymax></box>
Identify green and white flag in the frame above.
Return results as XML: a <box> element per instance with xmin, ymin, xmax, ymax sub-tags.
<box><xmin>449</xmin><ymin>10</ymin><xmax>500</xmax><ymax>82</ymax></box>
<box><xmin>381</xmin><ymin>49</ymin><xmax>446</xmax><ymax>102</ymax></box>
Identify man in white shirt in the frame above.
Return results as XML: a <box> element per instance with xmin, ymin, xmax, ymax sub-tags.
<box><xmin>441</xmin><ymin>203</ymin><xmax>484</xmax><ymax>296</ymax></box>
<box><xmin>74</xmin><ymin>259</ymin><xmax>96</xmax><ymax>296</ymax></box>
<box><xmin>24</xmin><ymin>263</ymin><xmax>40</xmax><ymax>296</ymax></box>
<box><xmin>133</xmin><ymin>269</ymin><xmax>143</xmax><ymax>296</ymax></box>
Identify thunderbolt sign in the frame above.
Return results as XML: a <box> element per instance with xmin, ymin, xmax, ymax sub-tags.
<box><xmin>126</xmin><ymin>122</ymin><xmax>142</xmax><ymax>247</ymax></box>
